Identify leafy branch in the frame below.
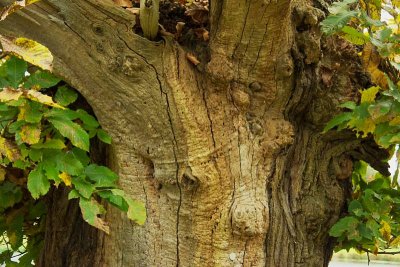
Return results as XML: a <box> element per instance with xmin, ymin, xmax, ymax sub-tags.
<box><xmin>0</xmin><ymin>55</ymin><xmax>146</xmax><ymax>266</ymax></box>
<box><xmin>322</xmin><ymin>0</ymin><xmax>400</xmax><ymax>256</ymax></box>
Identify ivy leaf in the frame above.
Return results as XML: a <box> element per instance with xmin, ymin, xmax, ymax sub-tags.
<box><xmin>54</xmin><ymin>86</ymin><xmax>78</xmax><ymax>106</ymax></box>
<box><xmin>48</xmin><ymin>117</ymin><xmax>90</xmax><ymax>151</ymax></box>
<box><xmin>79</xmin><ymin>198</ymin><xmax>110</xmax><ymax>234</ymax></box>
<box><xmin>27</xmin><ymin>166</ymin><xmax>50</xmax><ymax>199</ymax></box>
<box><xmin>85</xmin><ymin>164</ymin><xmax>118</xmax><ymax>187</ymax></box>
<box><xmin>23</xmin><ymin>71</ymin><xmax>60</xmax><ymax>89</ymax></box>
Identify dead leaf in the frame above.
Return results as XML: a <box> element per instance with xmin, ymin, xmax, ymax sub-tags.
<box><xmin>0</xmin><ymin>87</ymin><xmax>23</xmax><ymax>102</ymax></box>
<box><xmin>25</xmin><ymin>89</ymin><xmax>64</xmax><ymax>108</ymax></box>
<box><xmin>176</xmin><ymin>22</ymin><xmax>185</xmax><ymax>38</ymax></box>
<box><xmin>126</xmin><ymin>7</ymin><xmax>139</xmax><ymax>15</ymax></box>
<box><xmin>193</xmin><ymin>27</ymin><xmax>209</xmax><ymax>41</ymax></box>
<box><xmin>185</xmin><ymin>5</ymin><xmax>209</xmax><ymax>24</ymax></box>
<box><xmin>0</xmin><ymin>0</ymin><xmax>40</xmax><ymax>21</ymax></box>
<box><xmin>186</xmin><ymin>53</ymin><xmax>200</xmax><ymax>65</ymax></box>
<box><xmin>0</xmin><ymin>137</ymin><xmax>21</xmax><ymax>162</ymax></box>
<box><xmin>362</xmin><ymin>43</ymin><xmax>387</xmax><ymax>89</ymax></box>
<box><xmin>321</xmin><ymin>67</ymin><xmax>334</xmax><ymax>87</ymax></box>
<box><xmin>113</xmin><ymin>0</ymin><xmax>132</xmax><ymax>7</ymax></box>
<box><xmin>20</xmin><ymin>124</ymin><xmax>41</xmax><ymax>145</ymax></box>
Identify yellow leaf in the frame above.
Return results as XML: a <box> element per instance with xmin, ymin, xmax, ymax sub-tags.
<box><xmin>390</xmin><ymin>236</ymin><xmax>400</xmax><ymax>247</ymax></box>
<box><xmin>25</xmin><ymin>90</ymin><xmax>64</xmax><ymax>109</ymax></box>
<box><xmin>20</xmin><ymin>124</ymin><xmax>41</xmax><ymax>145</ymax></box>
<box><xmin>389</xmin><ymin>116</ymin><xmax>400</xmax><ymax>126</ymax></box>
<box><xmin>58</xmin><ymin>172</ymin><xmax>72</xmax><ymax>186</ymax></box>
<box><xmin>379</xmin><ymin>220</ymin><xmax>392</xmax><ymax>243</ymax></box>
<box><xmin>0</xmin><ymin>167</ymin><xmax>6</xmax><ymax>183</ymax></box>
<box><xmin>0</xmin><ymin>36</ymin><xmax>53</xmax><ymax>71</ymax></box>
<box><xmin>0</xmin><ymin>87</ymin><xmax>22</xmax><ymax>102</ymax></box>
<box><xmin>0</xmin><ymin>137</ymin><xmax>21</xmax><ymax>161</ymax></box>
<box><xmin>362</xmin><ymin>43</ymin><xmax>388</xmax><ymax>89</ymax></box>
<box><xmin>360</xmin><ymin>86</ymin><xmax>380</xmax><ymax>103</ymax></box>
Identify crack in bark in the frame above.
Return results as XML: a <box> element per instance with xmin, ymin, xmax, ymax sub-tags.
<box><xmin>232</xmin><ymin>1</ymin><xmax>252</xmax><ymax>59</ymax></box>
<box><xmin>198</xmin><ymin>78</ymin><xmax>216</xmax><ymax>148</ymax></box>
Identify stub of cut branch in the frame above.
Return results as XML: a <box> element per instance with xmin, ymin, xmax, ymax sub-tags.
<box><xmin>140</xmin><ymin>0</ymin><xmax>159</xmax><ymax>40</ymax></box>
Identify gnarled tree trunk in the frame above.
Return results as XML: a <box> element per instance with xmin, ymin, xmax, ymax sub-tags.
<box><xmin>0</xmin><ymin>0</ymin><xmax>388</xmax><ymax>266</ymax></box>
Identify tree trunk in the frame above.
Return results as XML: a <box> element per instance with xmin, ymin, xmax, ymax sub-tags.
<box><xmin>0</xmin><ymin>0</ymin><xmax>389</xmax><ymax>266</ymax></box>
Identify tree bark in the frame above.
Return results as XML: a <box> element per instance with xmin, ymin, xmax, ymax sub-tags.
<box><xmin>0</xmin><ymin>0</ymin><xmax>389</xmax><ymax>266</ymax></box>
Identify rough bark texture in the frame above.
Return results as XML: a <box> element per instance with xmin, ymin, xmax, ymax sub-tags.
<box><xmin>0</xmin><ymin>0</ymin><xmax>389</xmax><ymax>266</ymax></box>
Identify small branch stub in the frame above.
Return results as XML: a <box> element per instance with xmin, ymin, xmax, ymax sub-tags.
<box><xmin>140</xmin><ymin>0</ymin><xmax>159</xmax><ymax>40</ymax></box>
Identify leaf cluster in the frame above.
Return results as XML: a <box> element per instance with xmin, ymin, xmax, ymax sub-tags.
<box><xmin>322</xmin><ymin>0</ymin><xmax>400</xmax><ymax>255</ymax></box>
<box><xmin>0</xmin><ymin>55</ymin><xmax>145</xmax><ymax>266</ymax></box>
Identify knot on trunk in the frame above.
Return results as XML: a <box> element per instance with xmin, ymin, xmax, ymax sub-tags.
<box><xmin>230</xmin><ymin>191</ymin><xmax>269</xmax><ymax>237</ymax></box>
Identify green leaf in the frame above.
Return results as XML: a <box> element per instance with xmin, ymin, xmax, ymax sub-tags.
<box><xmin>97</xmin><ymin>129</ymin><xmax>112</xmax><ymax>144</ymax></box>
<box><xmin>27</xmin><ymin>166</ymin><xmax>50</xmax><ymax>199</ymax></box>
<box><xmin>339</xmin><ymin>101</ymin><xmax>356</xmax><ymax>110</ymax></box>
<box><xmin>85</xmin><ymin>164</ymin><xmax>118</xmax><ymax>187</ymax></box>
<box><xmin>341</xmin><ymin>26</ymin><xmax>370</xmax><ymax>45</ymax></box>
<box><xmin>57</xmin><ymin>152</ymin><xmax>84</xmax><ymax>176</ymax></box>
<box><xmin>2</xmin><ymin>56</ymin><xmax>27</xmax><ymax>88</ymax></box>
<box><xmin>0</xmin><ymin>182</ymin><xmax>22</xmax><ymax>211</ymax></box>
<box><xmin>72</xmin><ymin>177</ymin><xmax>95</xmax><ymax>199</ymax></box>
<box><xmin>45</xmin><ymin>109</ymin><xmax>78</xmax><ymax>120</ymax></box>
<box><xmin>329</xmin><ymin>216</ymin><xmax>360</xmax><ymax>237</ymax></box>
<box><xmin>19</xmin><ymin>101</ymin><xmax>43</xmax><ymax>123</ymax></box>
<box><xmin>76</xmin><ymin>109</ymin><xmax>99</xmax><ymax>129</ymax></box>
<box><xmin>71</xmin><ymin>148</ymin><xmax>90</xmax><ymax>166</ymax></box>
<box><xmin>31</xmin><ymin>139</ymin><xmax>66</xmax><ymax>149</ymax></box>
<box><xmin>98</xmin><ymin>190</ymin><xmax>129</xmax><ymax>211</ymax></box>
<box><xmin>68</xmin><ymin>189</ymin><xmax>80</xmax><ymax>200</ymax></box>
<box><xmin>79</xmin><ymin>198</ymin><xmax>109</xmax><ymax>233</ymax></box>
<box><xmin>108</xmin><ymin>189</ymin><xmax>146</xmax><ymax>225</ymax></box>
<box><xmin>7</xmin><ymin>214</ymin><xmax>24</xmax><ymax>250</ymax></box>
<box><xmin>323</xmin><ymin>112</ymin><xmax>353</xmax><ymax>132</ymax></box>
<box><xmin>54</xmin><ymin>86</ymin><xmax>78</xmax><ymax>106</ymax></box>
<box><xmin>48</xmin><ymin>117</ymin><xmax>89</xmax><ymax>151</ymax></box>
<box><xmin>23</xmin><ymin>71</ymin><xmax>60</xmax><ymax>89</ymax></box>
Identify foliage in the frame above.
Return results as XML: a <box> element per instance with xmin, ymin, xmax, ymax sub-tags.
<box><xmin>322</xmin><ymin>0</ymin><xmax>400</xmax><ymax>255</ymax></box>
<box><xmin>0</xmin><ymin>55</ymin><xmax>145</xmax><ymax>266</ymax></box>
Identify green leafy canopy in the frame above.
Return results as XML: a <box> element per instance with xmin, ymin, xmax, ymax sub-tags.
<box><xmin>322</xmin><ymin>0</ymin><xmax>400</xmax><ymax>256</ymax></box>
<box><xmin>0</xmin><ymin>55</ymin><xmax>146</xmax><ymax>266</ymax></box>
